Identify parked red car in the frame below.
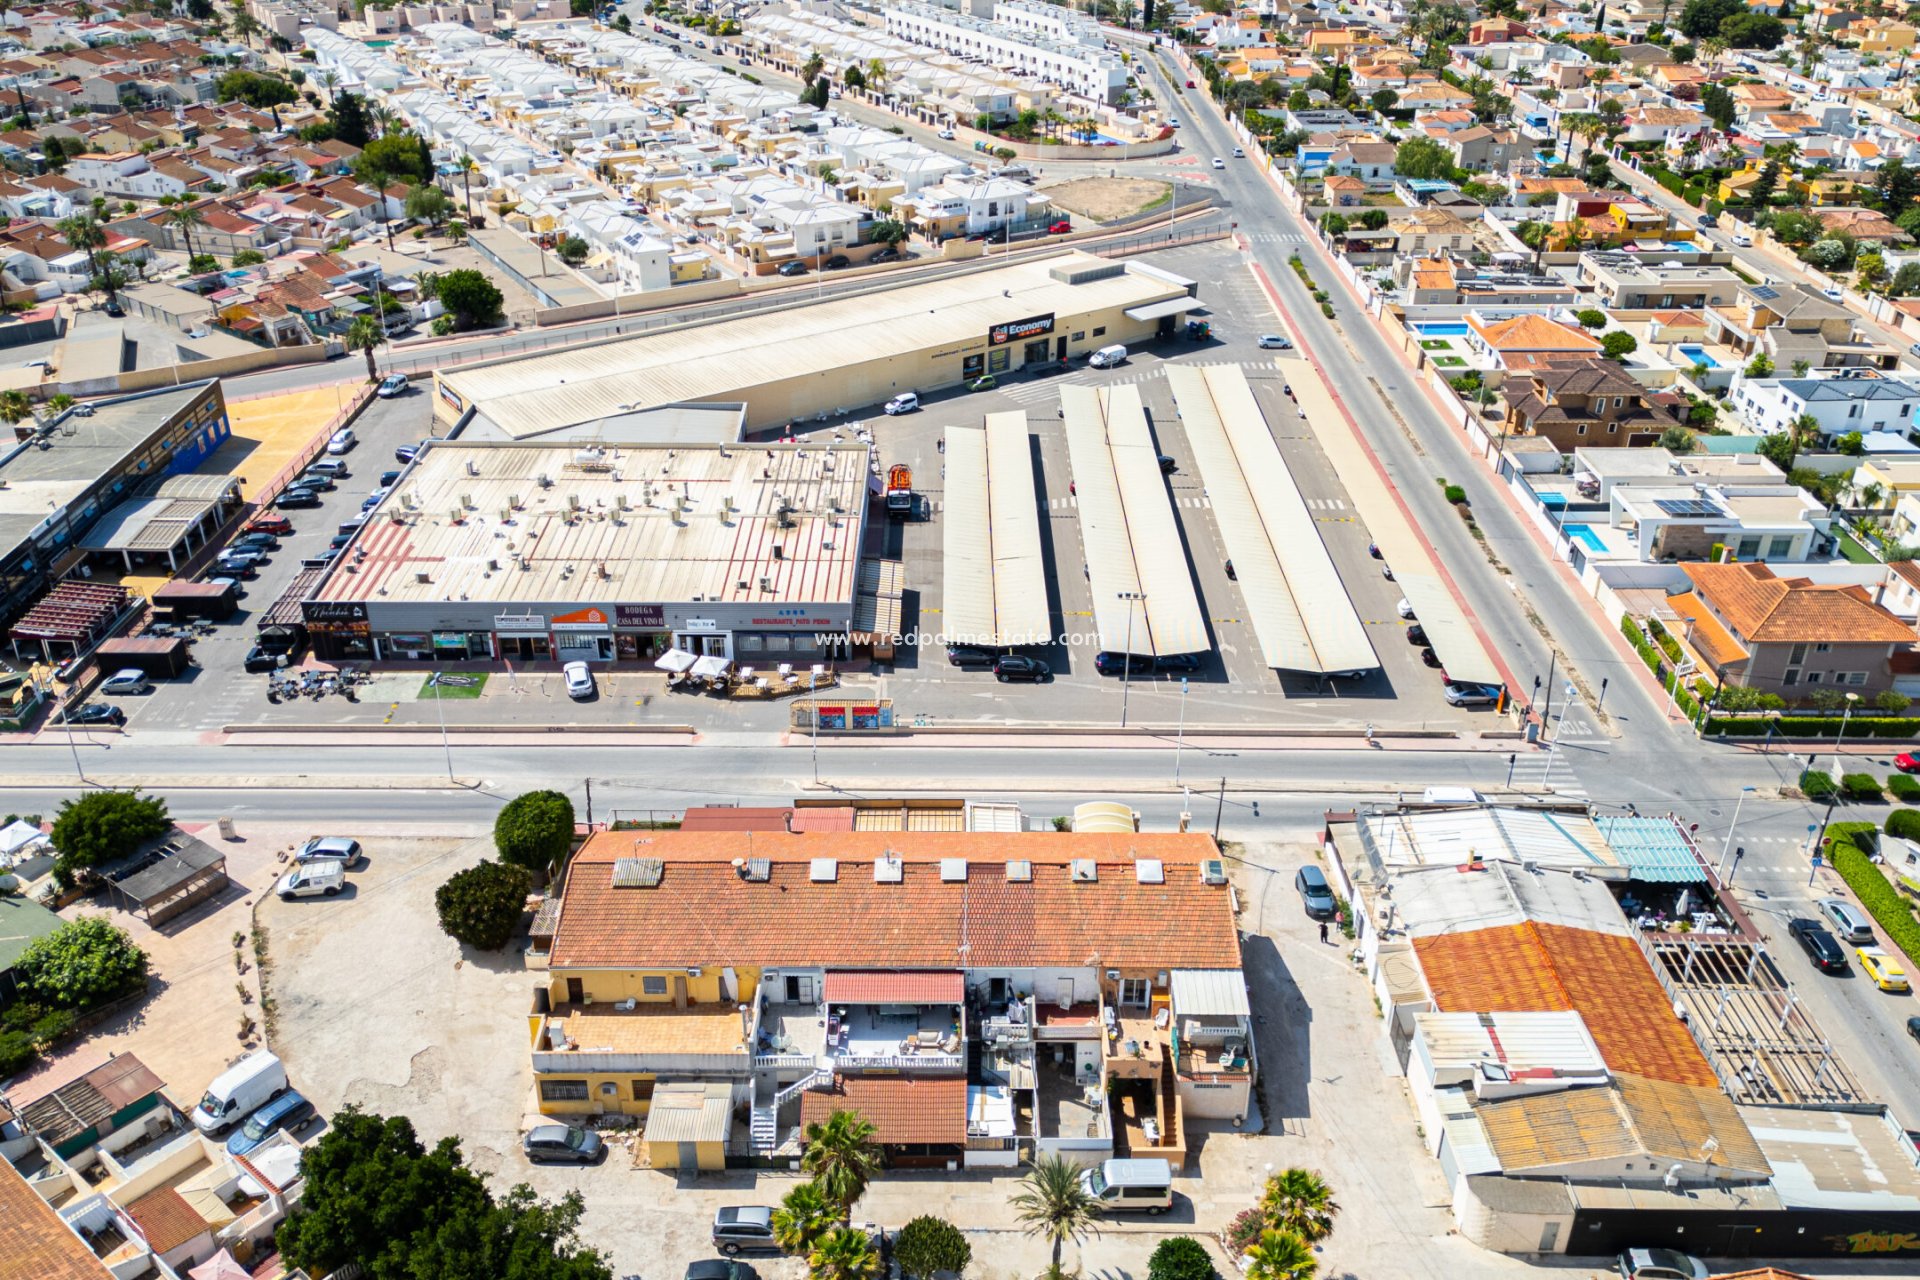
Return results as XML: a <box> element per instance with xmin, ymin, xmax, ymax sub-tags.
<box><xmin>1048</xmin><ymin>220</ymin><xmax>1072</xmax><ymax>234</ymax></box>
<box><xmin>247</xmin><ymin>514</ymin><xmax>294</xmax><ymax>536</ymax></box>
<box><xmin>1897</xmin><ymin>752</ymin><xmax>1920</xmax><ymax>773</ymax></box>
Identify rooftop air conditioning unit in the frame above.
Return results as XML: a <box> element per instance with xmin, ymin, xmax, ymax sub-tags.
<box><xmin>415</xmin><ymin>571</ymin><xmax>431</xmax><ymax>584</ymax></box>
<box><xmin>568</xmin><ymin>493</ymin><xmax>581</xmax><ymax>511</ymax></box>
<box><xmin>466</xmin><ymin>460</ymin><xmax>479</xmax><ymax>476</ymax></box>
<box><xmin>537</xmin><ymin>472</ymin><xmax>553</xmax><ymax>487</ymax></box>
<box><xmin>759</xmin><ymin>575</ymin><xmax>773</xmax><ymax>591</ymax></box>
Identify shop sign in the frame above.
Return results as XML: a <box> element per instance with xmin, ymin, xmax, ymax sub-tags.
<box><xmin>615</xmin><ymin>604</ymin><xmax>666</xmax><ymax>628</ymax></box>
<box><xmin>438</xmin><ymin>382</ymin><xmax>464</xmax><ymax>412</ymax></box>
<box><xmin>551</xmin><ymin>607</ymin><xmax>610</xmax><ymax>632</ymax></box>
<box><xmin>303</xmin><ymin>601</ymin><xmax>368</xmax><ymax>624</ymax></box>
<box><xmin>988</xmin><ymin>313</ymin><xmax>1054</xmax><ymax>346</ymax></box>
<box><xmin>683</xmin><ymin>618</ymin><xmax>718</xmax><ymax>631</ymax></box>
<box><xmin>432</xmin><ymin>634</ymin><xmax>468</xmax><ymax>650</ymax></box>
<box><xmin>494</xmin><ymin>613</ymin><xmax>547</xmax><ymax>637</ymax></box>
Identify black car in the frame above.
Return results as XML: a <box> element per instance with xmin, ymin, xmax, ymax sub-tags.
<box><xmin>1156</xmin><ymin>652</ymin><xmax>1204</xmax><ymax>675</ymax></box>
<box><xmin>1908</xmin><ymin>1015</ymin><xmax>1920</xmax><ymax>1046</ymax></box>
<box><xmin>296</xmin><ymin>470</ymin><xmax>338</xmax><ymax>492</ymax></box>
<box><xmin>1788</xmin><ymin>918</ymin><xmax>1851</xmax><ymax>974</ymax></box>
<box><xmin>244</xmin><ymin>645</ymin><xmax>287</xmax><ymax>673</ymax></box>
<box><xmin>777</xmin><ymin>261</ymin><xmax>809</xmax><ymax>277</ymax></box>
<box><xmin>1405</xmin><ymin>624</ymin><xmax>1427</xmax><ymax>646</ymax></box>
<box><xmin>1419</xmin><ymin>646</ymin><xmax>1441</xmax><ymax>668</ymax></box>
<box><xmin>822</xmin><ymin>254</ymin><xmax>851</xmax><ymax>270</ymax></box>
<box><xmin>871</xmin><ymin>248</ymin><xmax>901</xmax><ymax>263</ymax></box>
<box><xmin>395</xmin><ymin>442</ymin><xmax>425</xmax><ymax>464</ymax></box>
<box><xmin>947</xmin><ymin>645</ymin><xmax>998</xmax><ymax>669</ymax></box>
<box><xmin>1094</xmin><ymin>651</ymin><xmax>1155</xmax><ymax>677</ymax></box>
<box><xmin>688</xmin><ymin>1263</ymin><xmax>760</xmax><ymax>1280</ymax></box>
<box><xmin>54</xmin><ymin>703</ymin><xmax>124</xmax><ymax>726</ymax></box>
<box><xmin>275</xmin><ymin>488</ymin><xmax>323</xmax><ymax>509</ymax></box>
<box><xmin>994</xmin><ymin>654</ymin><xmax>1050</xmax><ymax>682</ymax></box>
<box><xmin>378</xmin><ymin>469</ymin><xmax>402</xmax><ymax>488</ymax></box>
<box><xmin>1157</xmin><ymin>454</ymin><xmax>1178</xmax><ymax>475</ymax></box>
<box><xmin>231</xmin><ymin>532</ymin><xmax>279</xmax><ymax>552</ymax></box>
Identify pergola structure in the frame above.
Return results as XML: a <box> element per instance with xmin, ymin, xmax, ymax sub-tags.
<box><xmin>8</xmin><ymin>581</ymin><xmax>133</xmax><ymax>662</ymax></box>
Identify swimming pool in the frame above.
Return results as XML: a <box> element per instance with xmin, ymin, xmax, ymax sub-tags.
<box><xmin>1540</xmin><ymin>493</ymin><xmax>1568</xmax><ymax>510</ymax></box>
<box><xmin>1677</xmin><ymin>345</ymin><xmax>1720</xmax><ymax>369</ymax></box>
<box><xmin>1414</xmin><ymin>323</ymin><xmax>1471</xmax><ymax>337</ymax></box>
<box><xmin>1563</xmin><ymin>523</ymin><xmax>1608</xmax><ymax>553</ymax></box>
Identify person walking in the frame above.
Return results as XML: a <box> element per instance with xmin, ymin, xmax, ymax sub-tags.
<box><xmin>1318</xmin><ymin>921</ymin><xmax>1329</xmax><ymax>945</ymax></box>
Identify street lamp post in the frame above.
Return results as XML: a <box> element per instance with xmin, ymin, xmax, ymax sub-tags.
<box><xmin>1834</xmin><ymin>690</ymin><xmax>1861</xmax><ymax>775</ymax></box>
<box><xmin>1118</xmin><ymin>590</ymin><xmax>1146</xmax><ymax>728</ymax></box>
<box><xmin>427</xmin><ymin>673</ymin><xmax>453</xmax><ymax>782</ymax></box>
<box><xmin>1719</xmin><ymin>785</ymin><xmax>1755</xmax><ymax>877</ymax></box>
<box><xmin>810</xmin><ymin>664</ymin><xmax>823</xmax><ymax>784</ymax></box>
<box><xmin>1174</xmin><ymin>676</ymin><xmax>1189</xmax><ymax>785</ymax></box>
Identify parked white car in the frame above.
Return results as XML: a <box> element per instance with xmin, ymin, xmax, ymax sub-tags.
<box><xmin>278</xmin><ymin>861</ymin><xmax>345</xmax><ymax>900</ymax></box>
<box><xmin>294</xmin><ymin>836</ymin><xmax>363</xmax><ymax>867</ymax></box>
<box><xmin>884</xmin><ymin>392</ymin><xmax>920</xmax><ymax>415</ymax></box>
<box><xmin>563</xmin><ymin>661</ymin><xmax>595</xmax><ymax>699</ymax></box>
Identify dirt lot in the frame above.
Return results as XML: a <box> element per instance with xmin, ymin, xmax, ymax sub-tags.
<box><xmin>1040</xmin><ymin>176</ymin><xmax>1172</xmax><ymax>224</ymax></box>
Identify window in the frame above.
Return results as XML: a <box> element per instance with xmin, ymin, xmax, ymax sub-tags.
<box><xmin>1614</xmin><ymin>397</ymin><xmax>1624</xmax><ymax>410</ymax></box>
<box><xmin>1767</xmin><ymin>536</ymin><xmax>1793</xmax><ymax>557</ymax></box>
<box><xmin>1737</xmin><ymin>537</ymin><xmax>1761</xmax><ymax>558</ymax></box>
<box><xmin>641</xmin><ymin>975</ymin><xmax>668</xmax><ymax>996</ymax></box>
<box><xmin>1815</xmin><ymin>642</ymin><xmax>1831</xmax><ymax>653</ymax></box>
<box><xmin>1577</xmin><ymin>424</ymin><xmax>1587</xmax><ymax>436</ymax></box>
<box><xmin>631</xmin><ymin>1079</ymin><xmax>655</xmax><ymax>1101</ymax></box>
<box><xmin>1850</xmin><ymin>404</ymin><xmax>1860</xmax><ymax>418</ymax></box>
<box><xmin>1807</xmin><ymin>671</ymin><xmax>1824</xmax><ymax>684</ymax></box>
<box><xmin>1092</xmin><ymin>326</ymin><xmax>1106</xmax><ymax>337</ymax></box>
<box><xmin>539</xmin><ymin>1079</ymin><xmax>588</xmax><ymax>1102</ymax></box>
<box><xmin>1789</xmin><ymin>643</ymin><xmax>1808</xmax><ymax>664</ymax></box>
<box><xmin>1784</xmin><ymin>668</ymin><xmax>1800</xmax><ymax>685</ymax></box>
<box><xmin>1847</xmin><ymin>671</ymin><xmax>1869</xmax><ymax>686</ymax></box>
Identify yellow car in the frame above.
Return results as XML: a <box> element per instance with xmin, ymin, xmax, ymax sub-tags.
<box><xmin>1856</xmin><ymin>946</ymin><xmax>1911</xmax><ymax>993</ymax></box>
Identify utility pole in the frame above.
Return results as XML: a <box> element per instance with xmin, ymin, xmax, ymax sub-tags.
<box><xmin>1213</xmin><ymin>776</ymin><xmax>1226</xmax><ymax>842</ymax></box>
<box><xmin>584</xmin><ymin>777</ymin><xmax>593</xmax><ymax>827</ymax></box>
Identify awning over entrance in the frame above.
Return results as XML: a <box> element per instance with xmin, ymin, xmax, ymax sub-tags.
<box><xmin>823</xmin><ymin>970</ymin><xmax>964</xmax><ymax>1004</ymax></box>
<box><xmin>1171</xmin><ymin>969</ymin><xmax>1251</xmax><ymax>1017</ymax></box>
<box><xmin>690</xmin><ymin>654</ymin><xmax>731</xmax><ymax>678</ymax></box>
<box><xmin>1124</xmin><ymin>296</ymin><xmax>1198</xmax><ymax>322</ymax></box>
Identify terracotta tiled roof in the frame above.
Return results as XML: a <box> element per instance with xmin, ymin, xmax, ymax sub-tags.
<box><xmin>1414</xmin><ymin>923</ymin><xmax>1716</xmax><ymax>1087</ymax></box>
<box><xmin>1668</xmin><ymin>592</ymin><xmax>1749</xmax><ymax>669</ymax></box>
<box><xmin>800</xmin><ymin>1075</ymin><xmax>966</xmax><ymax>1145</ymax></box>
<box><xmin>124</xmin><ymin>1186</ymin><xmax>206</xmax><ymax>1255</ymax></box>
<box><xmin>549</xmin><ymin>832</ymin><xmax>1239</xmax><ymax>971</ymax></box>
<box><xmin>1471</xmin><ymin>313</ymin><xmax>1603</xmax><ymax>352</ymax></box>
<box><xmin>0</xmin><ymin>1160</ymin><xmax>107</xmax><ymax>1280</ymax></box>
<box><xmin>822</xmin><ymin>970</ymin><xmax>964</xmax><ymax>1003</ymax></box>
<box><xmin>1682</xmin><ymin>561</ymin><xmax>1916</xmax><ymax>645</ymax></box>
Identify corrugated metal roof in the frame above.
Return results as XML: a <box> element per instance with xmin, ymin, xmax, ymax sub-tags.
<box><xmin>642</xmin><ymin>1081</ymin><xmax>732</xmax><ymax>1143</ymax></box>
<box><xmin>1364</xmin><ymin>807</ymin><xmax>1624</xmax><ymax>875</ymax></box>
<box><xmin>1061</xmin><ymin>384</ymin><xmax>1207</xmax><ymax>656</ymax></box>
<box><xmin>1170</xmin><ymin>968</ymin><xmax>1251</xmax><ymax>1016</ymax></box>
<box><xmin>1169</xmin><ymin>365</ymin><xmax>1374</xmax><ymax>673</ymax></box>
<box><xmin>942</xmin><ymin>426</ymin><xmax>995</xmax><ymax>646</ymax></box>
<box><xmin>1595</xmin><ymin>816</ymin><xmax>1709</xmax><ymax>884</ymax></box>
<box><xmin>1396</xmin><ymin>575</ymin><xmax>1502</xmax><ymax>687</ymax></box>
<box><xmin>1413</xmin><ymin>1011</ymin><xmax>1606</xmax><ymax>1074</ymax></box>
<box><xmin>441</xmin><ymin>252</ymin><xmax>1189</xmax><ymax>438</ymax></box>
<box><xmin>984</xmin><ymin>413</ymin><xmax>1050</xmax><ymax>646</ymax></box>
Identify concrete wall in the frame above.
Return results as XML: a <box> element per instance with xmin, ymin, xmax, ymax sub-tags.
<box><xmin>531</xmin><ymin>275</ymin><xmax>746</xmax><ymax>327</ymax></box>
<box><xmin>44</xmin><ymin>344</ymin><xmax>333</xmax><ymax>399</ymax></box>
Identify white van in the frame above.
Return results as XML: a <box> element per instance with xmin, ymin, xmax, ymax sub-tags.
<box><xmin>193</xmin><ymin>1050</ymin><xmax>288</xmax><ymax>1135</ymax></box>
<box><xmin>1080</xmin><ymin>1157</ymin><xmax>1172</xmax><ymax>1213</ymax></box>
<box><xmin>1088</xmin><ymin>344</ymin><xmax>1128</xmax><ymax>369</ymax></box>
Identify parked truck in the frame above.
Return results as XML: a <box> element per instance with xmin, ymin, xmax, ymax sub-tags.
<box><xmin>886</xmin><ymin>464</ymin><xmax>915</xmax><ymax>519</ymax></box>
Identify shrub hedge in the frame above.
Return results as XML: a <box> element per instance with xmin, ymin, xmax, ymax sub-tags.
<box><xmin>1705</xmin><ymin>715</ymin><xmax>1920</xmax><ymax>738</ymax></box>
<box><xmin>1887</xmin><ymin>809</ymin><xmax>1920</xmax><ymax>841</ymax></box>
<box><xmin>1622</xmin><ymin>616</ymin><xmax>1703</xmax><ymax>720</ymax></box>
<box><xmin>1889</xmin><ymin>774</ymin><xmax>1920</xmax><ymax>802</ymax></box>
<box><xmin>1826</xmin><ymin>822</ymin><xmax>1920</xmax><ymax>971</ymax></box>
<box><xmin>1645</xmin><ymin>617</ymin><xmax>1685</xmax><ymax>665</ymax></box>
<box><xmin>1801</xmin><ymin>770</ymin><xmax>1837</xmax><ymax>800</ymax></box>
<box><xmin>1843</xmin><ymin>772</ymin><xmax>1886</xmax><ymax>801</ymax></box>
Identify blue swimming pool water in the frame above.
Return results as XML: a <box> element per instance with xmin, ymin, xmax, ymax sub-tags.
<box><xmin>1415</xmin><ymin>323</ymin><xmax>1471</xmax><ymax>337</ymax></box>
<box><xmin>1540</xmin><ymin>493</ymin><xmax>1568</xmax><ymax>509</ymax></box>
<box><xmin>1564</xmin><ymin>523</ymin><xmax>1608</xmax><ymax>552</ymax></box>
<box><xmin>1677</xmin><ymin>345</ymin><xmax>1720</xmax><ymax>369</ymax></box>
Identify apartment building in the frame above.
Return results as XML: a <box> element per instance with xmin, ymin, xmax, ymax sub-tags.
<box><xmin>882</xmin><ymin>2</ymin><xmax>1128</xmax><ymax>104</ymax></box>
<box><xmin>529</xmin><ymin>831</ymin><xmax>1253</xmax><ymax>1171</ymax></box>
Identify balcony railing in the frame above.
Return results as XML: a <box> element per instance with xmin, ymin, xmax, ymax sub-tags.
<box><xmin>831</xmin><ymin>1051</ymin><xmax>964</xmax><ymax>1071</ymax></box>
<box><xmin>753</xmin><ymin>1052</ymin><xmax>819</xmax><ymax>1070</ymax></box>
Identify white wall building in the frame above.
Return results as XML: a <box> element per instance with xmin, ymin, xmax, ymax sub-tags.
<box><xmin>882</xmin><ymin>1</ymin><xmax>1128</xmax><ymax>104</ymax></box>
<box><xmin>1732</xmin><ymin>371</ymin><xmax>1920</xmax><ymax>441</ymax></box>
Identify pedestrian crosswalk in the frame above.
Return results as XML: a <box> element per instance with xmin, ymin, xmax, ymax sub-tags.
<box><xmin>1305</xmin><ymin>497</ymin><xmax>1346</xmax><ymax>511</ymax></box>
<box><xmin>1246</xmin><ymin>232</ymin><xmax>1309</xmax><ymax>245</ymax></box>
<box><xmin>1508</xmin><ymin>749</ymin><xmax>1589</xmax><ymax>800</ymax></box>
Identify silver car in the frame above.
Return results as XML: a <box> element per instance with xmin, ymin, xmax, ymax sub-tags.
<box><xmin>1257</xmin><ymin>334</ymin><xmax>1293</xmax><ymax>350</ymax></box>
<box><xmin>523</xmin><ymin>1124</ymin><xmax>604</xmax><ymax>1165</ymax></box>
<box><xmin>294</xmin><ymin>837</ymin><xmax>363</xmax><ymax>867</ymax></box>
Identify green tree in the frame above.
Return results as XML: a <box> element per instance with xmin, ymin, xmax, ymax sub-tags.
<box><xmin>0</xmin><ymin>391</ymin><xmax>29</xmax><ymax>429</ymax></box>
<box><xmin>801</xmin><ymin>1110</ymin><xmax>882</xmax><ymax>1222</ymax></box>
<box><xmin>1757</xmin><ymin>426</ymin><xmax>1797</xmax><ymax>472</ymax></box>
<box><xmin>842</xmin><ymin>63</ymin><xmax>866</xmax><ymax>90</ymax></box>
<box><xmin>403</xmin><ymin>1183</ymin><xmax>609</xmax><ymax>1280</ymax></box>
<box><xmin>1805</xmin><ymin>238</ymin><xmax>1851</xmax><ymax>271</ymax></box>
<box><xmin>1718</xmin><ymin>12</ymin><xmax>1786</xmax><ymax>48</ymax></box>
<box><xmin>894</xmin><ymin>1216</ymin><xmax>971</xmax><ymax>1280</ymax></box>
<box><xmin>1700</xmin><ymin>83</ymin><xmax>1736</xmax><ymax>132</ymax></box>
<box><xmin>555</xmin><ymin>233</ymin><xmax>590</xmax><ymax>267</ymax></box>
<box><xmin>56</xmin><ymin>213</ymin><xmax>117</xmax><ymax>308</ymax></box>
<box><xmin>233</xmin><ymin>248</ymin><xmax>265</xmax><ymax>266</ymax></box>
<box><xmin>1320</xmin><ymin>212</ymin><xmax>1348</xmax><ymax>236</ymax></box>
<box><xmin>354</xmin><ymin>130</ymin><xmax>433</xmax><ymax>185</ymax></box>
<box><xmin>801</xmin><ymin>51</ymin><xmax>825</xmax><ymax>84</ymax></box>
<box><xmin>808</xmin><ymin>1227</ymin><xmax>883</xmax><ymax>1280</ymax></box>
<box><xmin>493</xmin><ymin>789</ymin><xmax>574</xmax><ymax>875</ymax></box>
<box><xmin>1573</xmin><ymin>308</ymin><xmax>1608</xmax><ymax>329</ymax></box>
<box><xmin>1601</xmin><ymin>331</ymin><xmax>1639</xmax><ymax>360</ymax></box>
<box><xmin>1356</xmin><ymin>208</ymin><xmax>1388</xmax><ymax>230</ymax></box>
<box><xmin>1679</xmin><ymin>0</ymin><xmax>1743</xmax><ymax>38</ymax></box>
<box><xmin>1893</xmin><ymin>262</ymin><xmax>1920</xmax><ymax>297</ymax></box>
<box><xmin>1768</xmin><ymin>210</ymin><xmax>1820</xmax><ymax>246</ymax></box>
<box><xmin>1370</xmin><ymin>88</ymin><xmax>1398</xmax><ymax>114</ymax></box>
<box><xmin>330</xmin><ymin>89</ymin><xmax>372</xmax><ymax>148</ymax></box>
<box><xmin>49</xmin><ymin>789</ymin><xmax>170</xmax><ymax>887</ymax></box>
<box><xmin>1393</xmin><ymin>135</ymin><xmax>1451</xmax><ymax>181</ymax></box>
<box><xmin>1659</xmin><ymin>424</ymin><xmax>1698</xmax><ymax>453</ymax></box>
<box><xmin>1858</xmin><ymin>251</ymin><xmax>1888</xmax><ymax>288</ymax></box>
<box><xmin>1260</xmin><ymin>1169</ymin><xmax>1340</xmax><ymax>1244</ymax></box>
<box><xmin>405</xmin><ymin>182</ymin><xmax>451</xmax><ymax>228</ymax></box>
<box><xmin>16</xmin><ymin>916</ymin><xmax>148</xmax><ymax>1009</ymax></box>
<box><xmin>437</xmin><ymin>268</ymin><xmax>505</xmax><ymax>331</ymax></box>
<box><xmin>1749</xmin><ymin>158</ymin><xmax>1781</xmax><ymax>205</ymax></box>
<box><xmin>1745</xmin><ymin>352</ymin><xmax>1775</xmax><ymax>378</ymax></box>
<box><xmin>346</xmin><ymin>314</ymin><xmax>384</xmax><ymax>384</ymax></box>
<box><xmin>1010</xmin><ymin>1153</ymin><xmax>1100</xmax><ymax>1277</ymax></box>
<box><xmin>1244</xmin><ymin>1228</ymin><xmax>1317</xmax><ymax>1280</ymax></box>
<box><xmin>216</xmin><ymin>69</ymin><xmax>297</xmax><ymax>126</ymax></box>
<box><xmin>867</xmin><ymin>218</ymin><xmax>908</xmax><ymax>247</ymax></box>
<box><xmin>164</xmin><ymin>200</ymin><xmax>207</xmax><ymax>264</ymax></box>
<box><xmin>1877</xmin><ymin>158</ymin><xmax>1919</xmax><ymax>214</ymax></box>
<box><xmin>773</xmin><ymin>1182</ymin><xmax>838</xmax><ymax>1256</ymax></box>
<box><xmin>1147</xmin><ymin>1236</ymin><xmax>1217</xmax><ymax>1280</ymax></box>
<box><xmin>433</xmin><ymin>860</ymin><xmax>531</xmax><ymax>950</ymax></box>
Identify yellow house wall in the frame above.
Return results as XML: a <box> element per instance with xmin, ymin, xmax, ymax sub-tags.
<box><xmin>545</xmin><ymin>966</ymin><xmax>766</xmax><ymax>1006</ymax></box>
<box><xmin>535</xmin><ymin>1070</ymin><xmax>661</xmax><ymax>1118</ymax></box>
<box><xmin>646</xmin><ymin>1138</ymin><xmax>726</xmax><ymax>1170</ymax></box>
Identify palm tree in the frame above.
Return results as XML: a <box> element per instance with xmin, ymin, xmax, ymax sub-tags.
<box><xmin>318</xmin><ymin>69</ymin><xmax>339</xmax><ymax>104</ymax></box>
<box><xmin>800</xmin><ymin>1110</ymin><xmax>881</xmax><ymax>1223</ymax></box>
<box><xmin>1260</xmin><ymin>1169</ymin><xmax>1340</xmax><ymax>1243</ymax></box>
<box><xmin>47</xmin><ymin>393</ymin><xmax>73</xmax><ymax>416</ymax></box>
<box><xmin>1009</xmin><ymin>1153</ymin><xmax>1099</xmax><ymax>1278</ymax></box>
<box><xmin>165</xmin><ymin>201</ymin><xmax>207</xmax><ymax>267</ymax></box>
<box><xmin>1700</xmin><ymin>36</ymin><xmax>1728</xmax><ymax>72</ymax></box>
<box><xmin>0</xmin><ymin>390</ymin><xmax>31</xmax><ymax>428</ymax></box>
<box><xmin>771</xmin><ymin>1181</ymin><xmax>836</xmax><ymax>1255</ymax></box>
<box><xmin>458</xmin><ymin>152</ymin><xmax>477</xmax><ymax>219</ymax></box>
<box><xmin>1244</xmin><ymin>1228</ymin><xmax>1317</xmax><ymax>1280</ymax></box>
<box><xmin>346</xmin><ymin>314</ymin><xmax>384</xmax><ymax>383</ymax></box>
<box><xmin>807</xmin><ymin>1227</ymin><xmax>883</xmax><ymax>1280</ymax></box>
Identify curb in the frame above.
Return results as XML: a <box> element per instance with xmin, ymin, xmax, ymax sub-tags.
<box><xmin>0</xmin><ymin>774</ymin><xmax>482</xmax><ymax>790</ymax></box>
<box><xmin>221</xmin><ymin>723</ymin><xmax>697</xmax><ymax>736</ymax></box>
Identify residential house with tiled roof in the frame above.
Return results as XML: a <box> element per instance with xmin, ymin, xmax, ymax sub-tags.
<box><xmin>1464</xmin><ymin>311</ymin><xmax>1603</xmax><ymax>373</ymax></box>
<box><xmin>1673</xmin><ymin>560</ymin><xmax>1915</xmax><ymax>697</ymax></box>
<box><xmin>532</xmin><ymin>829</ymin><xmax>1252</xmax><ymax>1171</ymax></box>
<box><xmin>1506</xmin><ymin>358</ymin><xmax>1684</xmax><ymax>452</ymax></box>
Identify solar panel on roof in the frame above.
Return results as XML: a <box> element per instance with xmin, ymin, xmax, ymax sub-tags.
<box><xmin>1654</xmin><ymin>498</ymin><xmax>1720</xmax><ymax>517</ymax></box>
<box><xmin>1750</xmin><ymin>285</ymin><xmax>1780</xmax><ymax>300</ymax></box>
<box><xmin>743</xmin><ymin>858</ymin><xmax>771</xmax><ymax>882</ymax></box>
<box><xmin>1005</xmin><ymin>860</ymin><xmax>1032</xmax><ymax>882</ymax></box>
<box><xmin>612</xmin><ymin>857</ymin><xmax>663</xmax><ymax>887</ymax></box>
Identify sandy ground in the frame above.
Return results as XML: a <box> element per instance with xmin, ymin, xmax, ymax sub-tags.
<box><xmin>1041</xmin><ymin>176</ymin><xmax>1173</xmax><ymax>224</ymax></box>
